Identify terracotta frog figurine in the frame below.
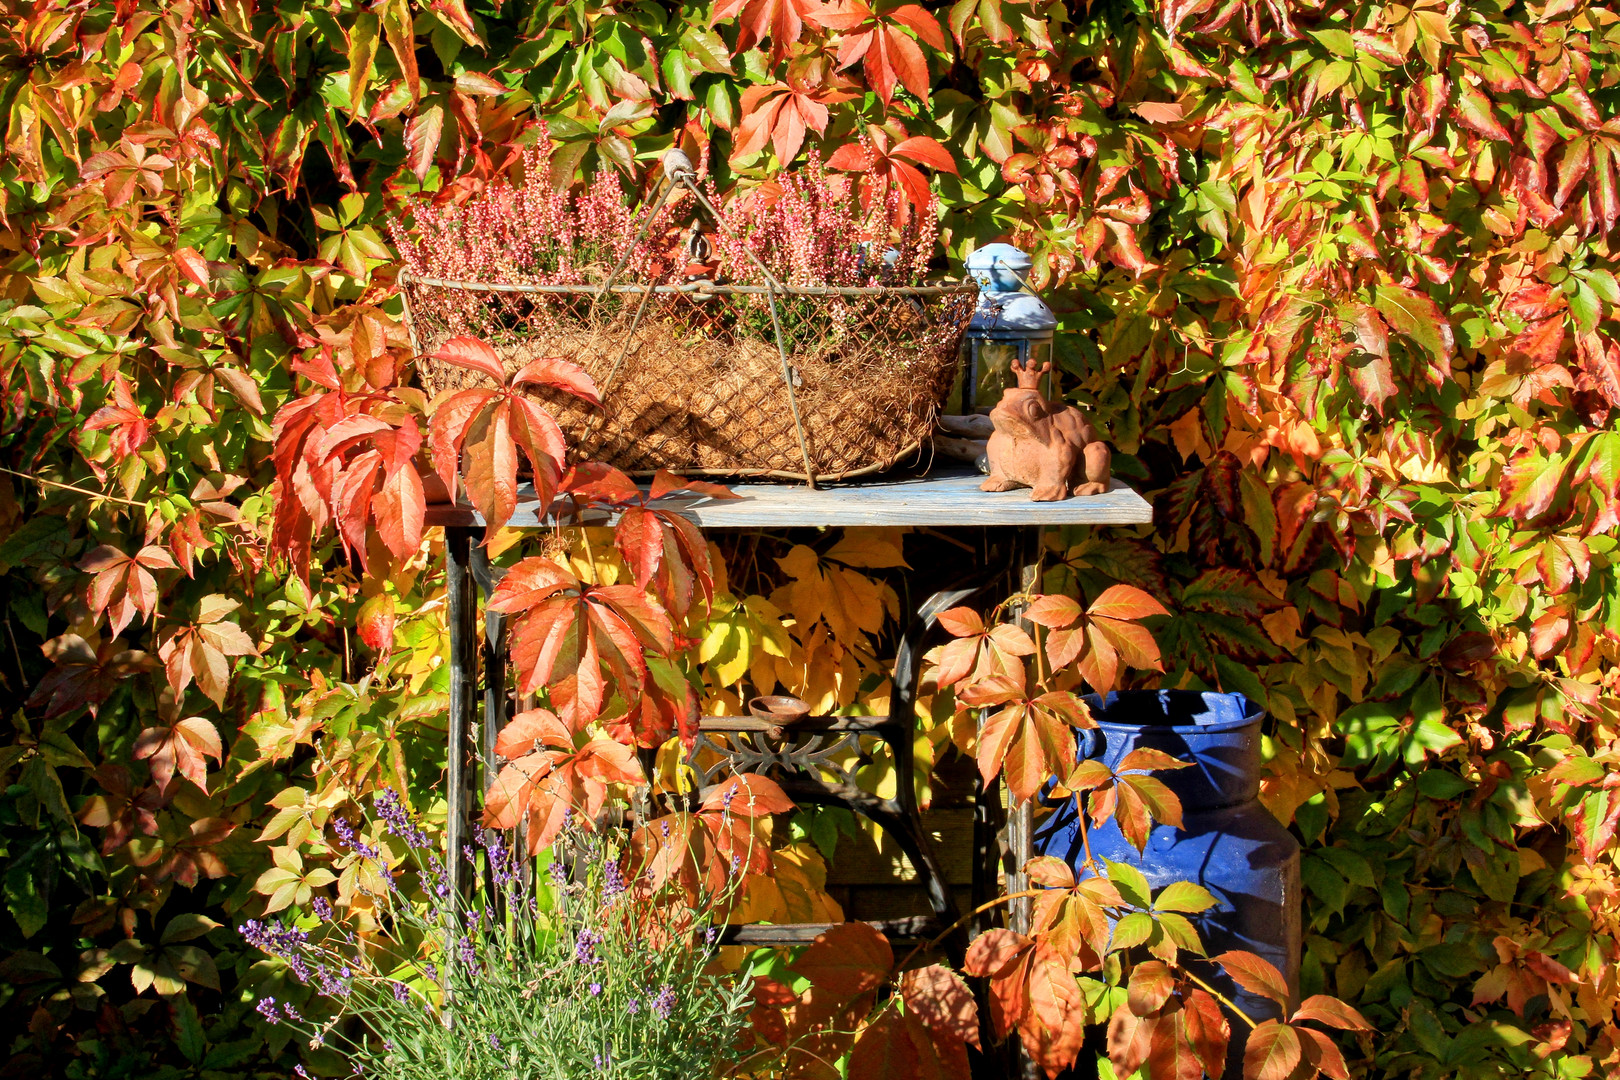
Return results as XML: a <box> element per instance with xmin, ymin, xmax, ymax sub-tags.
<box><xmin>981</xmin><ymin>357</ymin><xmax>1112</xmax><ymax>501</ymax></box>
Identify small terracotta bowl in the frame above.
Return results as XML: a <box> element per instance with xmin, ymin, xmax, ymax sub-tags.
<box><xmin>747</xmin><ymin>694</ymin><xmax>812</xmax><ymax>728</ymax></box>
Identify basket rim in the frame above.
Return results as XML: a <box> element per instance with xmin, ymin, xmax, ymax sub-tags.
<box><xmin>397</xmin><ymin>269</ymin><xmax>977</xmax><ymax>299</ymax></box>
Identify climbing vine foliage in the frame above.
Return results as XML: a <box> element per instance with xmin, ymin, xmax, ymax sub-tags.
<box><xmin>2</xmin><ymin>0</ymin><xmax>1620</xmax><ymax>1077</ymax></box>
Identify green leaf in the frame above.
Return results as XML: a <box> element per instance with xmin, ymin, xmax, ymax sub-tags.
<box><xmin>1104</xmin><ymin>859</ymin><xmax>1152</xmax><ymax>908</ymax></box>
<box><xmin>3</xmin><ymin>849</ymin><xmax>50</xmax><ymax>939</ymax></box>
<box><xmin>346</xmin><ymin>13</ymin><xmax>380</xmax><ymax>118</ymax></box>
<box><xmin>1155</xmin><ymin>912</ymin><xmax>1205</xmax><ymax>955</ymax></box>
<box><xmin>1315</xmin><ymin>847</ymin><xmax>1375</xmax><ymax>888</ymax></box>
<box><xmin>1309</xmin><ymin>28</ymin><xmax>1356</xmax><ymax>55</ymax></box>
<box><xmin>1454</xmin><ymin>82</ymin><xmax>1511</xmax><ymax>141</ymax></box>
<box><xmin>1109</xmin><ymin>911</ymin><xmax>1155</xmax><ymax>952</ymax></box>
<box><xmin>1570</xmin><ymin>280</ymin><xmax>1600</xmax><ymax>334</ymax></box>
<box><xmin>1153</xmin><ymin>880</ymin><xmax>1219</xmax><ymax>914</ymax></box>
<box><xmin>1317</xmin><ymin>59</ymin><xmax>1354</xmax><ymax>95</ymax></box>
<box><xmin>1416</xmin><ymin>770</ymin><xmax>1470</xmax><ymax>800</ymax></box>
<box><xmin>173</xmin><ymin>994</ymin><xmax>207</xmax><ymax>1063</ymax></box>
<box><xmin>20</xmin><ymin>757</ymin><xmax>74</xmax><ymax>828</ymax></box>
<box><xmin>1300</xmin><ymin>855</ymin><xmax>1349</xmax><ymax>917</ymax></box>
<box><xmin>1584</xmin><ymin>268</ymin><xmax>1620</xmax><ymax>304</ymax></box>
<box><xmin>161</xmin><ymin>914</ymin><xmax>222</xmax><ymax>945</ymax></box>
<box><xmin>1213</xmin><ymin>654</ymin><xmax>1267</xmax><ymax>708</ymax></box>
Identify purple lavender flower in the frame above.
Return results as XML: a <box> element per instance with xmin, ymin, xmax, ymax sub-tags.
<box><xmin>603</xmin><ymin>859</ymin><xmax>625</xmax><ymax>899</ymax></box>
<box><xmin>331</xmin><ymin>817</ymin><xmax>380</xmax><ymax>860</ymax></box>
<box><xmin>288</xmin><ymin>954</ymin><xmax>312</xmax><ymax>983</ymax></box>
<box><xmin>240</xmin><ymin>919</ymin><xmax>310</xmax><ymax>957</ymax></box>
<box><xmin>548</xmin><ymin>861</ymin><xmax>568</xmax><ymax>886</ymax></box>
<box><xmin>392</xmin><ymin>981</ymin><xmax>410</xmax><ymax>1004</ymax></box>
<box><xmin>314</xmin><ymin>964</ymin><xmax>351</xmax><ymax>998</ymax></box>
<box><xmin>487</xmin><ymin>1034</ymin><xmax>500</xmax><ymax>1050</ymax></box>
<box><xmin>589</xmin><ymin>982</ymin><xmax>602</xmax><ymax>996</ymax></box>
<box><xmin>284</xmin><ymin>1003</ymin><xmax>302</xmax><ymax>1023</ymax></box>
<box><xmin>423</xmin><ymin>963</ymin><xmax>439</xmax><ymax>984</ymax></box>
<box><xmin>312</xmin><ymin>897</ymin><xmax>333</xmax><ymax>922</ymax></box>
<box><xmin>426</xmin><ymin>854</ymin><xmax>451</xmax><ymax>899</ymax></box>
<box><xmin>458</xmin><ymin>936</ymin><xmax>480</xmax><ymax>973</ymax></box>
<box><xmin>255</xmin><ymin>998</ymin><xmax>282</xmax><ymax>1024</ymax></box>
<box><xmin>626</xmin><ymin>997</ymin><xmax>639</xmax><ymax>1015</ymax></box>
<box><xmin>294</xmin><ymin>1068</ymin><xmax>311</xmax><ymax>1080</ymax></box>
<box><xmin>652</xmin><ymin>984</ymin><xmax>676</xmax><ymax>1020</ymax></box>
<box><xmin>573</xmin><ymin>929</ymin><xmax>601</xmax><ymax>965</ymax></box>
<box><xmin>374</xmin><ymin>789</ymin><xmax>430</xmax><ymax>848</ymax></box>
<box><xmin>480</xmin><ymin>828</ymin><xmax>516</xmax><ymax>886</ymax></box>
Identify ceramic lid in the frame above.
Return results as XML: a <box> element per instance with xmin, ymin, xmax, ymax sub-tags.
<box><xmin>965</xmin><ymin>243</ymin><xmax>1032</xmax><ymax>292</ymax></box>
<box><xmin>965</xmin><ymin>242</ymin><xmax>1032</xmax><ymax>272</ymax></box>
<box><xmin>968</xmin><ymin>290</ymin><xmax>1056</xmax><ymax>333</ymax></box>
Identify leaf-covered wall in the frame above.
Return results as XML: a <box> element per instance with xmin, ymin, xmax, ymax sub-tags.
<box><xmin>2</xmin><ymin>0</ymin><xmax>1618</xmax><ymax>1075</ymax></box>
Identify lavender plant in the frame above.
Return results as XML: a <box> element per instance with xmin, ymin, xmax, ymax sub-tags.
<box><xmin>241</xmin><ymin>791</ymin><xmax>751</xmax><ymax>1080</ymax></box>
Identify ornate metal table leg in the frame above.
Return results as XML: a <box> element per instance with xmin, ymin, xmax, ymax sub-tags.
<box><xmin>892</xmin><ymin>583</ymin><xmax>985</xmax><ymax>956</ymax></box>
<box><xmin>1008</xmin><ymin>527</ymin><xmax>1046</xmax><ymax>1080</ymax></box>
<box><xmin>470</xmin><ymin>544</ymin><xmax>508</xmax><ymax>889</ymax></box>
<box><xmin>1004</xmin><ymin>529</ymin><xmax>1042</xmax><ymax>938</ymax></box>
<box><xmin>445</xmin><ymin>527</ymin><xmax>478</xmax><ymax>915</ymax></box>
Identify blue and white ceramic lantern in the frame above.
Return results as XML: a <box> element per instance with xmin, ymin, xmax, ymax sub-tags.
<box><xmin>1033</xmin><ymin>690</ymin><xmax>1301</xmax><ymax>1073</ymax></box>
<box><xmin>956</xmin><ymin>243</ymin><xmax>1057</xmax><ymax>413</ymax></box>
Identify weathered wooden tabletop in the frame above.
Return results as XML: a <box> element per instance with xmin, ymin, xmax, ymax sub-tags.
<box><xmin>423</xmin><ymin>465</ymin><xmax>1153</xmax><ymax>529</ymax></box>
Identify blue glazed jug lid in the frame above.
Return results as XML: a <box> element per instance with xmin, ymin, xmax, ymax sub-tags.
<box><xmin>964</xmin><ymin>243</ymin><xmax>1033</xmax><ymax>293</ymax></box>
<box><xmin>965</xmin><ymin>242</ymin><xmax>1032</xmax><ymax>273</ymax></box>
<box><xmin>1086</xmin><ymin>690</ymin><xmax>1261</xmax><ymax>731</ymax></box>
<box><xmin>968</xmin><ymin>290</ymin><xmax>1056</xmax><ymax>333</ymax></box>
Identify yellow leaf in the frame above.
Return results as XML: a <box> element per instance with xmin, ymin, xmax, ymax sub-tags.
<box><xmin>749</xmin><ymin>649</ymin><xmax>778</xmax><ymax>697</ymax></box>
<box><xmin>271</xmin><ymin>845</ymin><xmax>303</xmax><ymax>874</ymax></box>
<box><xmin>789</xmin><ymin>574</ymin><xmax>828</xmax><ymax>638</ymax></box>
<box><xmin>743</xmin><ymin>595</ymin><xmax>791</xmax><ymax>657</ymax></box>
<box><xmin>484</xmin><ymin>526</ymin><xmax>526</xmax><ymax>561</ymax></box>
<box><xmin>716</xmin><ymin>624</ymin><xmax>752</xmax><ymax>687</ymax></box>
<box><xmin>773</xmin><ymin>844</ymin><xmax>845</xmax><ymax>922</ymax></box>
<box><xmin>698</xmin><ymin>620</ymin><xmax>733</xmax><ymax>665</ymax></box>
<box><xmin>831</xmin><ymin>566</ymin><xmax>888</xmax><ymax>640</ymax></box>
<box><xmin>1261</xmin><ymin>607</ymin><xmax>1304</xmax><ymax>650</ymax></box>
<box><xmin>775</xmin><ymin>544</ymin><xmax>822</xmax><ymax>580</ymax></box>
<box><xmin>706</xmin><ymin>540</ymin><xmax>729</xmax><ymax>595</ymax></box>
<box><xmin>824</xmin><ymin>529</ymin><xmax>909</xmax><ymax>569</ymax></box>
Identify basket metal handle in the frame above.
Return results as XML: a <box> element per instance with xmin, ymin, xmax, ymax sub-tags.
<box><xmin>586</xmin><ymin>152</ymin><xmax>820</xmax><ymax>488</ymax></box>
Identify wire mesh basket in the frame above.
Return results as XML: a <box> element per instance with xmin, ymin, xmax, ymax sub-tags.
<box><xmin>401</xmin><ymin>274</ymin><xmax>977</xmax><ymax>483</ymax></box>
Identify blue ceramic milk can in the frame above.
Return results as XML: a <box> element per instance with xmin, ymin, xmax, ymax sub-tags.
<box><xmin>1033</xmin><ymin>691</ymin><xmax>1301</xmax><ymax>1053</ymax></box>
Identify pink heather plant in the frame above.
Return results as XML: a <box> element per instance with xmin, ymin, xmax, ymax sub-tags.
<box><xmin>392</xmin><ymin>132</ymin><xmax>940</xmax><ymax>291</ymax></box>
<box><xmin>707</xmin><ymin>150</ymin><xmax>938</xmax><ymax>288</ymax></box>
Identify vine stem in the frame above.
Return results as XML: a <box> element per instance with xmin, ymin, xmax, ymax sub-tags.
<box><xmin>1178</xmin><ymin>965</ymin><xmax>1261</xmax><ymax>1030</ymax></box>
<box><xmin>0</xmin><ymin>465</ymin><xmax>152</xmax><ymax>508</ymax></box>
<box><xmin>1076</xmin><ymin>799</ymin><xmax>1098</xmax><ymax>875</ymax></box>
<box><xmin>890</xmin><ymin>889</ymin><xmax>1047</xmax><ymax>974</ymax></box>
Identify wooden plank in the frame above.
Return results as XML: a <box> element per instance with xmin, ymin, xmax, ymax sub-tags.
<box><xmin>826</xmin><ymin>809</ymin><xmax>977</xmax><ymax>887</ymax></box>
<box><xmin>720</xmin><ymin>916</ymin><xmax>944</xmax><ymax>945</ymax></box>
<box><xmin>424</xmin><ymin>465</ymin><xmax>1153</xmax><ymax>529</ymax></box>
<box><xmin>839</xmin><ymin>886</ymin><xmax>977</xmax><ymax>924</ymax></box>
